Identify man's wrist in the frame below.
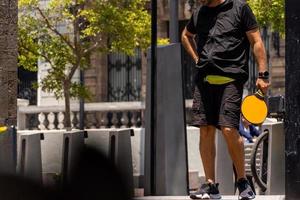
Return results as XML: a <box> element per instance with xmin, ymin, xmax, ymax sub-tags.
<box><xmin>258</xmin><ymin>71</ymin><xmax>269</xmax><ymax>79</ymax></box>
<box><xmin>258</xmin><ymin>77</ymin><xmax>269</xmax><ymax>80</ymax></box>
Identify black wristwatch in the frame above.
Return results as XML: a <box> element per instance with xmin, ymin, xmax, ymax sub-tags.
<box><xmin>258</xmin><ymin>71</ymin><xmax>269</xmax><ymax>79</ymax></box>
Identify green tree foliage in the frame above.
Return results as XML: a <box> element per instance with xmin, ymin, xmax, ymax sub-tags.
<box><xmin>248</xmin><ymin>0</ymin><xmax>285</xmax><ymax>35</ymax></box>
<box><xmin>18</xmin><ymin>0</ymin><xmax>151</xmax><ymax>129</ymax></box>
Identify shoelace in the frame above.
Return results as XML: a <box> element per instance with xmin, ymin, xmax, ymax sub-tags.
<box><xmin>237</xmin><ymin>179</ymin><xmax>248</xmax><ymax>192</ymax></box>
<box><xmin>198</xmin><ymin>183</ymin><xmax>210</xmax><ymax>193</ymax></box>
<box><xmin>210</xmin><ymin>183</ymin><xmax>219</xmax><ymax>194</ymax></box>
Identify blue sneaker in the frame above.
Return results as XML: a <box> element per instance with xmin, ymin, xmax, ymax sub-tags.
<box><xmin>190</xmin><ymin>183</ymin><xmax>221</xmax><ymax>199</ymax></box>
<box><xmin>237</xmin><ymin>178</ymin><xmax>255</xmax><ymax>200</ymax></box>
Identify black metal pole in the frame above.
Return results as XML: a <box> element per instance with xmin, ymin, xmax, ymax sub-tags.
<box><xmin>150</xmin><ymin>0</ymin><xmax>157</xmax><ymax>195</ymax></box>
<box><xmin>79</xmin><ymin>70</ymin><xmax>85</xmax><ymax>130</ymax></box>
<box><xmin>180</xmin><ymin>49</ymin><xmax>190</xmax><ymax>195</ymax></box>
<box><xmin>170</xmin><ymin>0</ymin><xmax>179</xmax><ymax>43</ymax></box>
<box><xmin>285</xmin><ymin>1</ymin><xmax>300</xmax><ymax>199</ymax></box>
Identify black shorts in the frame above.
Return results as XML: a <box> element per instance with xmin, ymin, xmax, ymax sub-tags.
<box><xmin>191</xmin><ymin>80</ymin><xmax>243</xmax><ymax>130</ymax></box>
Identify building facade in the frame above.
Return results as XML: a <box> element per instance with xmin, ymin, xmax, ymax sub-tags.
<box><xmin>19</xmin><ymin>0</ymin><xmax>285</xmax><ymax>106</ymax></box>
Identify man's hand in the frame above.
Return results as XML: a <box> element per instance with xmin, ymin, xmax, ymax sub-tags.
<box><xmin>195</xmin><ymin>56</ymin><xmax>200</xmax><ymax>65</ymax></box>
<box><xmin>256</xmin><ymin>78</ymin><xmax>270</xmax><ymax>94</ymax></box>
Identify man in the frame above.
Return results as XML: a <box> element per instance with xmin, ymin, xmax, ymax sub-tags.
<box><xmin>181</xmin><ymin>0</ymin><xmax>270</xmax><ymax>199</ymax></box>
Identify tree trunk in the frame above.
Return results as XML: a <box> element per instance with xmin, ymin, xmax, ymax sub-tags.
<box><xmin>63</xmin><ymin>80</ymin><xmax>72</xmax><ymax>131</ymax></box>
<box><xmin>0</xmin><ymin>0</ymin><xmax>18</xmax><ymax>126</ymax></box>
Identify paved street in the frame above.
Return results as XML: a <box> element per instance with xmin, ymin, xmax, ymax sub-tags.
<box><xmin>136</xmin><ymin>196</ymin><xmax>285</xmax><ymax>200</ymax></box>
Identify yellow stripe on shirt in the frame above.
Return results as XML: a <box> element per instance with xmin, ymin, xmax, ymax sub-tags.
<box><xmin>204</xmin><ymin>75</ymin><xmax>235</xmax><ymax>85</ymax></box>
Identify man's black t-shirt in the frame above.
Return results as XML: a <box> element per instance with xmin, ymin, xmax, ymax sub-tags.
<box><xmin>186</xmin><ymin>0</ymin><xmax>258</xmax><ymax>83</ymax></box>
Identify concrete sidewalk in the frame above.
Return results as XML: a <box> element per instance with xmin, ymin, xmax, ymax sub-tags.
<box><xmin>136</xmin><ymin>196</ymin><xmax>285</xmax><ymax>200</ymax></box>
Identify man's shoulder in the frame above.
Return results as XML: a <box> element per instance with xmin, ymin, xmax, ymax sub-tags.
<box><xmin>232</xmin><ymin>0</ymin><xmax>248</xmax><ymax>9</ymax></box>
<box><xmin>193</xmin><ymin>4</ymin><xmax>203</xmax><ymax>14</ymax></box>
<box><xmin>192</xmin><ymin>5</ymin><xmax>204</xmax><ymax>27</ymax></box>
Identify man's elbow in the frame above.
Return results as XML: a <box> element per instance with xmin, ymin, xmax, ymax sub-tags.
<box><xmin>181</xmin><ymin>30</ymin><xmax>188</xmax><ymax>43</ymax></box>
<box><xmin>181</xmin><ymin>34</ymin><xmax>187</xmax><ymax>44</ymax></box>
<box><xmin>181</xmin><ymin>28</ymin><xmax>194</xmax><ymax>42</ymax></box>
<box><xmin>251</xmin><ymin>35</ymin><xmax>265</xmax><ymax>48</ymax></box>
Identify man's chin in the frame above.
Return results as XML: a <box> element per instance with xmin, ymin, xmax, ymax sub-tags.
<box><xmin>200</xmin><ymin>1</ymin><xmax>207</xmax><ymax>5</ymax></box>
<box><xmin>200</xmin><ymin>0</ymin><xmax>209</xmax><ymax>6</ymax></box>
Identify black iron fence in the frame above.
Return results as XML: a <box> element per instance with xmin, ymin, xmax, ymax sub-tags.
<box><xmin>272</xmin><ymin>32</ymin><xmax>281</xmax><ymax>57</ymax></box>
<box><xmin>18</xmin><ymin>67</ymin><xmax>37</xmax><ymax>105</ymax></box>
<box><xmin>107</xmin><ymin>49</ymin><xmax>142</xmax><ymax>102</ymax></box>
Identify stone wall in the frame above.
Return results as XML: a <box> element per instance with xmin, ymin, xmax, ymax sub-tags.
<box><xmin>85</xmin><ymin>51</ymin><xmax>108</xmax><ymax>102</ymax></box>
<box><xmin>0</xmin><ymin>0</ymin><xmax>18</xmax><ymax>125</ymax></box>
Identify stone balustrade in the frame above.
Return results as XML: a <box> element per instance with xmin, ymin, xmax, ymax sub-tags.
<box><xmin>17</xmin><ymin>100</ymin><xmax>145</xmax><ymax>130</ymax></box>
<box><xmin>17</xmin><ymin>99</ymin><xmax>193</xmax><ymax>130</ymax></box>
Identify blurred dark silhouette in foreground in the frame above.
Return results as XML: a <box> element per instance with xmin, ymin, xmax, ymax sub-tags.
<box><xmin>0</xmin><ymin>147</ymin><xmax>132</xmax><ymax>200</ymax></box>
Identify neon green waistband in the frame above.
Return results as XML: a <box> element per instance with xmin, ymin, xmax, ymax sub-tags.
<box><xmin>204</xmin><ymin>75</ymin><xmax>235</xmax><ymax>85</ymax></box>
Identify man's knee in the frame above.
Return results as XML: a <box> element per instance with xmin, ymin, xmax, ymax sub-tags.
<box><xmin>221</xmin><ymin>126</ymin><xmax>240</xmax><ymax>139</ymax></box>
<box><xmin>200</xmin><ymin>125</ymin><xmax>215</xmax><ymax>138</ymax></box>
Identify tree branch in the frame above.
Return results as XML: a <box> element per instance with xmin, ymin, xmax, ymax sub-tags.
<box><xmin>36</xmin><ymin>7</ymin><xmax>75</xmax><ymax>52</ymax></box>
<box><xmin>20</xmin><ymin>39</ymin><xmax>54</xmax><ymax>67</ymax></box>
<box><xmin>68</xmin><ymin>60</ymin><xmax>80</xmax><ymax>81</ymax></box>
<box><xmin>83</xmin><ymin>41</ymin><xmax>100</xmax><ymax>55</ymax></box>
<box><xmin>69</xmin><ymin>1</ymin><xmax>83</xmax><ymax>81</ymax></box>
<box><xmin>83</xmin><ymin>35</ymin><xmax>109</xmax><ymax>56</ymax></box>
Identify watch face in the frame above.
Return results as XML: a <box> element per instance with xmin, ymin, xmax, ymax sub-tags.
<box><xmin>264</xmin><ymin>71</ymin><xmax>269</xmax><ymax>76</ymax></box>
<box><xmin>259</xmin><ymin>71</ymin><xmax>269</xmax><ymax>77</ymax></box>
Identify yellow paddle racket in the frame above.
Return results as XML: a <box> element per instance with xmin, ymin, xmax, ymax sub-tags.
<box><xmin>241</xmin><ymin>89</ymin><xmax>268</xmax><ymax>125</ymax></box>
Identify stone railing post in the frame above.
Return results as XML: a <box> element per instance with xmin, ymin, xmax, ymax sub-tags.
<box><xmin>17</xmin><ymin>99</ymin><xmax>30</xmax><ymax>130</ymax></box>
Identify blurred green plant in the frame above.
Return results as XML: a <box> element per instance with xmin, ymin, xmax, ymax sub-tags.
<box><xmin>157</xmin><ymin>38</ymin><xmax>170</xmax><ymax>46</ymax></box>
<box><xmin>18</xmin><ymin>0</ymin><xmax>150</xmax><ymax>129</ymax></box>
<box><xmin>248</xmin><ymin>0</ymin><xmax>285</xmax><ymax>36</ymax></box>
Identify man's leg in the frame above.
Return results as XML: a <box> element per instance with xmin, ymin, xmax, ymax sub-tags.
<box><xmin>221</xmin><ymin>126</ymin><xmax>256</xmax><ymax>199</ymax></box>
<box><xmin>190</xmin><ymin>125</ymin><xmax>221</xmax><ymax>199</ymax></box>
<box><xmin>200</xmin><ymin>125</ymin><xmax>217</xmax><ymax>183</ymax></box>
<box><xmin>221</xmin><ymin>126</ymin><xmax>245</xmax><ymax>180</ymax></box>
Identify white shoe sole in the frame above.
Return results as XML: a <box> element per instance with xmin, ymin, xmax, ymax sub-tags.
<box><xmin>190</xmin><ymin>189</ymin><xmax>222</xmax><ymax>199</ymax></box>
<box><xmin>201</xmin><ymin>193</ymin><xmax>210</xmax><ymax>199</ymax></box>
<box><xmin>190</xmin><ymin>193</ymin><xmax>222</xmax><ymax>199</ymax></box>
<box><xmin>239</xmin><ymin>196</ymin><xmax>255</xmax><ymax>200</ymax></box>
<box><xmin>189</xmin><ymin>194</ymin><xmax>202</xmax><ymax>199</ymax></box>
<box><xmin>238</xmin><ymin>195</ymin><xmax>255</xmax><ymax>200</ymax></box>
<box><xmin>209</xmin><ymin>193</ymin><xmax>222</xmax><ymax>199</ymax></box>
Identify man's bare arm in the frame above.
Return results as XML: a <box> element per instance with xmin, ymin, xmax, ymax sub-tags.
<box><xmin>246</xmin><ymin>28</ymin><xmax>267</xmax><ymax>72</ymax></box>
<box><xmin>181</xmin><ymin>27</ymin><xmax>199</xmax><ymax>63</ymax></box>
<box><xmin>246</xmin><ymin>28</ymin><xmax>270</xmax><ymax>93</ymax></box>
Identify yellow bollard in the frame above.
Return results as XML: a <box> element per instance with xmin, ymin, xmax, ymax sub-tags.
<box><xmin>0</xmin><ymin>126</ymin><xmax>7</xmax><ymax>133</ymax></box>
